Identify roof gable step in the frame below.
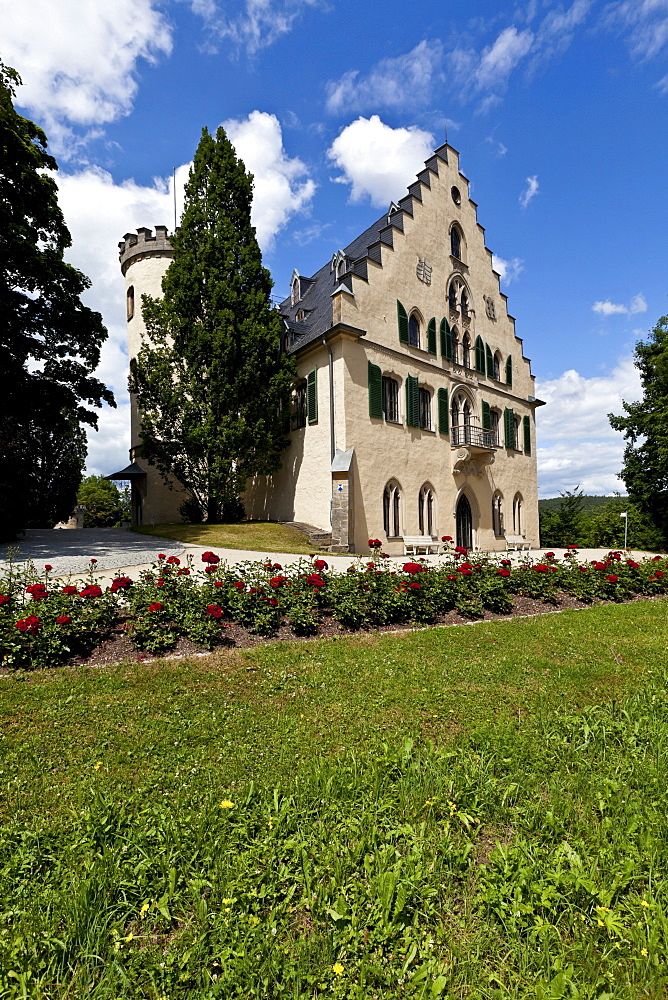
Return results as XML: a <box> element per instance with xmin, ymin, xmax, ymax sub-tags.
<box><xmin>417</xmin><ymin>169</ymin><xmax>432</xmax><ymax>188</ymax></box>
<box><xmin>425</xmin><ymin>156</ymin><xmax>441</xmax><ymax>174</ymax></box>
<box><xmin>366</xmin><ymin>242</ymin><xmax>383</xmax><ymax>265</ymax></box>
<box><xmin>398</xmin><ymin>196</ymin><xmax>414</xmax><ymax>216</ymax></box>
<box><xmin>408</xmin><ymin>182</ymin><xmax>423</xmax><ymax>201</ymax></box>
<box><xmin>388</xmin><ymin>212</ymin><xmax>404</xmax><ymax>232</ymax></box>
<box><xmin>351</xmin><ymin>259</ymin><xmax>368</xmax><ymax>281</ymax></box>
<box><xmin>379</xmin><ymin>227</ymin><xmax>394</xmax><ymax>247</ymax></box>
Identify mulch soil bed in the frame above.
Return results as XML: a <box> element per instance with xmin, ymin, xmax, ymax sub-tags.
<box><xmin>55</xmin><ymin>590</ymin><xmax>644</xmax><ymax>670</ymax></box>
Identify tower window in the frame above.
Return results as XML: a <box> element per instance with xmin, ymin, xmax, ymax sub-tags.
<box><xmin>126</xmin><ymin>285</ymin><xmax>135</xmax><ymax>321</ymax></box>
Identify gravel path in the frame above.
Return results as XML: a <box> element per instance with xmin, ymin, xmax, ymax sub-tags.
<box><xmin>0</xmin><ymin>528</ymin><xmax>185</xmax><ymax>576</ymax></box>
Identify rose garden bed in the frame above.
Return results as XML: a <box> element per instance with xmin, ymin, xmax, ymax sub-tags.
<box><xmin>2</xmin><ymin>545</ymin><xmax>667</xmax><ymax>670</ymax></box>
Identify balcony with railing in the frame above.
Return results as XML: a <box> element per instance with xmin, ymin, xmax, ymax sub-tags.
<box><xmin>451</xmin><ymin>422</ymin><xmax>498</xmax><ymax>450</ymax></box>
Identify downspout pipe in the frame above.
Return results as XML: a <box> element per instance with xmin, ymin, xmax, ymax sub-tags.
<box><xmin>323</xmin><ymin>337</ymin><xmax>335</xmax><ymax>463</ymax></box>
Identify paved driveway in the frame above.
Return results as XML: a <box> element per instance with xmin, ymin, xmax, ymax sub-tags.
<box><xmin>0</xmin><ymin>528</ymin><xmax>186</xmax><ymax>577</ymax></box>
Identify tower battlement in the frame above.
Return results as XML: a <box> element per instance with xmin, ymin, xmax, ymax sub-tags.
<box><xmin>118</xmin><ymin>226</ymin><xmax>174</xmax><ymax>275</ymax></box>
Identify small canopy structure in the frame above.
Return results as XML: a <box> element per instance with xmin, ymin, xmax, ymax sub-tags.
<box><xmin>105</xmin><ymin>462</ymin><xmax>147</xmax><ymax>482</ymax></box>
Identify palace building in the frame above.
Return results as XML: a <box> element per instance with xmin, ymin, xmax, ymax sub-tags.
<box><xmin>116</xmin><ymin>141</ymin><xmax>542</xmax><ymax>552</ymax></box>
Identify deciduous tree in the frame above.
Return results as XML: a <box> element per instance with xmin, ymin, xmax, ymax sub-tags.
<box><xmin>609</xmin><ymin>315</ymin><xmax>668</xmax><ymax>545</ymax></box>
<box><xmin>130</xmin><ymin>126</ymin><xmax>295</xmax><ymax>523</ymax></box>
<box><xmin>0</xmin><ymin>62</ymin><xmax>113</xmax><ymax>539</ymax></box>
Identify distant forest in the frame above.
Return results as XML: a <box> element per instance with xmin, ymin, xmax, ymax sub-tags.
<box><xmin>538</xmin><ymin>492</ymin><xmax>665</xmax><ymax>552</ymax></box>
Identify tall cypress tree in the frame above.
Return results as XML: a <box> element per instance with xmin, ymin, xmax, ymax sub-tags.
<box><xmin>131</xmin><ymin>126</ymin><xmax>295</xmax><ymax>522</ymax></box>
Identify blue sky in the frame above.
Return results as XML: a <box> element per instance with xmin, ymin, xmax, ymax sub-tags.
<box><xmin>3</xmin><ymin>0</ymin><xmax>668</xmax><ymax>496</ymax></box>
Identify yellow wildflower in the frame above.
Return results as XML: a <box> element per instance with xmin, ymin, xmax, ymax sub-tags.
<box><xmin>94</xmin><ymin>761</ymin><xmax>102</xmax><ymax>771</ymax></box>
<box><xmin>124</xmin><ymin>933</ymin><xmax>133</xmax><ymax>943</ymax></box>
<box><xmin>332</xmin><ymin>963</ymin><xmax>344</xmax><ymax>976</ymax></box>
<box><xmin>220</xmin><ymin>799</ymin><xmax>235</xmax><ymax>809</ymax></box>
<box><xmin>140</xmin><ymin>903</ymin><xmax>149</xmax><ymax>915</ymax></box>
<box><xmin>641</xmin><ymin>900</ymin><xmax>650</xmax><ymax>908</ymax></box>
<box><xmin>641</xmin><ymin>948</ymin><xmax>648</xmax><ymax>957</ymax></box>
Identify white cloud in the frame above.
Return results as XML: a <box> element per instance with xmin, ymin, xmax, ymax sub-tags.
<box><xmin>223</xmin><ymin>111</ymin><xmax>316</xmax><ymax>248</ymax></box>
<box><xmin>592</xmin><ymin>293</ymin><xmax>647</xmax><ymax>316</ymax></box>
<box><xmin>657</xmin><ymin>73</ymin><xmax>668</xmax><ymax>92</ymax></box>
<box><xmin>327</xmin><ymin>116</ymin><xmax>434</xmax><ymax>207</ymax></box>
<box><xmin>605</xmin><ymin>0</ymin><xmax>668</xmax><ymax>61</ymax></box>
<box><xmin>1</xmin><ymin>0</ymin><xmax>172</xmax><ymax>154</ymax></box>
<box><xmin>535</xmin><ymin>355</ymin><xmax>642</xmax><ymax>496</ymax></box>
<box><xmin>191</xmin><ymin>0</ymin><xmax>320</xmax><ymax>56</ymax></box>
<box><xmin>476</xmin><ymin>27</ymin><xmax>534</xmax><ymax>90</ymax></box>
<box><xmin>492</xmin><ymin>254</ymin><xmax>524</xmax><ymax>284</ymax></box>
<box><xmin>325</xmin><ymin>40</ymin><xmax>444</xmax><ymax>115</ymax></box>
<box><xmin>519</xmin><ymin>175</ymin><xmax>539</xmax><ymax>209</ymax></box>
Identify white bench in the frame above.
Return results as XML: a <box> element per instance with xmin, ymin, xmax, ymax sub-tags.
<box><xmin>403</xmin><ymin>536</ymin><xmax>441</xmax><ymax>555</ymax></box>
<box><xmin>505</xmin><ymin>534</ymin><xmax>532</xmax><ymax>551</ymax></box>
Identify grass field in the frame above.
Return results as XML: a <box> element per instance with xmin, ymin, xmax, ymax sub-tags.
<box><xmin>132</xmin><ymin>521</ymin><xmax>320</xmax><ymax>554</ymax></box>
<box><xmin>1</xmin><ymin>600</ymin><xmax>667</xmax><ymax>997</ymax></box>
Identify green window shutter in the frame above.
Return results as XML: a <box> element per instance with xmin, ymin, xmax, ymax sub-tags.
<box><xmin>440</xmin><ymin>318</ymin><xmax>453</xmax><ymax>360</ymax></box>
<box><xmin>523</xmin><ymin>414</ymin><xmax>531</xmax><ymax>454</ymax></box>
<box><xmin>406</xmin><ymin>375</ymin><xmax>420</xmax><ymax>428</ymax></box>
<box><xmin>482</xmin><ymin>400</ymin><xmax>491</xmax><ymax>430</ymax></box>
<box><xmin>505</xmin><ymin>355</ymin><xmax>513</xmax><ymax>387</ymax></box>
<box><xmin>368</xmin><ymin>361</ymin><xmax>382</xmax><ymax>419</ymax></box>
<box><xmin>397</xmin><ymin>300</ymin><xmax>408</xmax><ymax>344</ymax></box>
<box><xmin>307</xmin><ymin>368</ymin><xmax>318</xmax><ymax>424</ymax></box>
<box><xmin>438</xmin><ymin>387</ymin><xmax>449</xmax><ymax>434</ymax></box>
<box><xmin>427</xmin><ymin>317</ymin><xmax>437</xmax><ymax>354</ymax></box>
<box><xmin>485</xmin><ymin>344</ymin><xmax>493</xmax><ymax>378</ymax></box>
<box><xmin>504</xmin><ymin>407</ymin><xmax>514</xmax><ymax>448</ymax></box>
<box><xmin>475</xmin><ymin>335</ymin><xmax>485</xmax><ymax>373</ymax></box>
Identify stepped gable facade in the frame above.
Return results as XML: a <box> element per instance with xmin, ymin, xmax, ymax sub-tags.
<box><xmin>119</xmin><ymin>141</ymin><xmax>542</xmax><ymax>551</ymax></box>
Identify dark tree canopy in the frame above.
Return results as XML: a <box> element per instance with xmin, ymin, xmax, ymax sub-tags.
<box><xmin>0</xmin><ymin>62</ymin><xmax>113</xmax><ymax>539</ymax></box>
<box><xmin>609</xmin><ymin>314</ymin><xmax>668</xmax><ymax>544</ymax></box>
<box><xmin>130</xmin><ymin>126</ymin><xmax>295</xmax><ymax>522</ymax></box>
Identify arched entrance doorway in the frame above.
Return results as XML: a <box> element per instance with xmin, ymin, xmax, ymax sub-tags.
<box><xmin>456</xmin><ymin>494</ymin><xmax>473</xmax><ymax>550</ymax></box>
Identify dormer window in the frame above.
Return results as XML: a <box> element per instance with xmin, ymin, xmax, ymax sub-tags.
<box><xmin>331</xmin><ymin>249</ymin><xmax>347</xmax><ymax>279</ymax></box>
<box><xmin>290</xmin><ymin>268</ymin><xmax>301</xmax><ymax>306</ymax></box>
<box><xmin>296</xmin><ymin>309</ymin><xmax>305</xmax><ymax>322</ymax></box>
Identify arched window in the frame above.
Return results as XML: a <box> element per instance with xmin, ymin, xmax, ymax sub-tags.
<box><xmin>462</xmin><ymin>333</ymin><xmax>471</xmax><ymax>369</ymax></box>
<box><xmin>450</xmin><ymin>226</ymin><xmax>462</xmax><ymax>260</ymax></box>
<box><xmin>383</xmin><ymin>481</ymin><xmax>402</xmax><ymax>538</ymax></box>
<box><xmin>490</xmin><ymin>408</ymin><xmax>500</xmax><ymax>445</ymax></box>
<box><xmin>419</xmin><ymin>484</ymin><xmax>436</xmax><ymax>536</ymax></box>
<box><xmin>419</xmin><ymin>387</ymin><xmax>431</xmax><ymax>430</ymax></box>
<box><xmin>451</xmin><ymin>326</ymin><xmax>460</xmax><ymax>364</ymax></box>
<box><xmin>336</xmin><ymin>257</ymin><xmax>347</xmax><ymax>279</ymax></box>
<box><xmin>448</xmin><ymin>284</ymin><xmax>457</xmax><ymax>311</ymax></box>
<box><xmin>492</xmin><ymin>492</ymin><xmax>504</xmax><ymax>536</ymax></box>
<box><xmin>126</xmin><ymin>285</ymin><xmax>135</xmax><ymax>321</ymax></box>
<box><xmin>382</xmin><ymin>375</ymin><xmax>399</xmax><ymax>422</ymax></box>
<box><xmin>462</xmin><ymin>399</ymin><xmax>471</xmax><ymax>426</ymax></box>
<box><xmin>460</xmin><ymin>290</ymin><xmax>469</xmax><ymax>317</ymax></box>
<box><xmin>408</xmin><ymin>312</ymin><xmax>421</xmax><ymax>348</ymax></box>
<box><xmin>493</xmin><ymin>351</ymin><xmax>501</xmax><ymax>381</ymax></box>
<box><xmin>291</xmin><ymin>272</ymin><xmax>301</xmax><ymax>306</ymax></box>
<box><xmin>513</xmin><ymin>494</ymin><xmax>524</xmax><ymax>535</ymax></box>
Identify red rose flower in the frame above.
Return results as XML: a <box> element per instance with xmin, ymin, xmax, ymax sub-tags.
<box><xmin>460</xmin><ymin>562</ymin><xmax>472</xmax><ymax>571</ymax></box>
<box><xmin>80</xmin><ymin>585</ymin><xmax>102</xmax><ymax>598</ymax></box>
<box><xmin>368</xmin><ymin>538</ymin><xmax>382</xmax><ymax>548</ymax></box>
<box><xmin>44</xmin><ymin>564</ymin><xmax>53</xmax><ymax>571</ymax></box>
<box><xmin>61</xmin><ymin>586</ymin><xmax>78</xmax><ymax>595</ymax></box>
<box><xmin>496</xmin><ymin>569</ymin><xmax>511</xmax><ymax>577</ymax></box>
<box><xmin>201</xmin><ymin>551</ymin><xmax>220</xmax><ymax>565</ymax></box>
<box><xmin>156</xmin><ymin>579</ymin><xmax>164</xmax><ymax>587</ymax></box>
<box><xmin>605</xmin><ymin>574</ymin><xmax>618</xmax><ymax>583</ymax></box>
<box><xmin>177</xmin><ymin>568</ymin><xmax>190</xmax><ymax>576</ymax></box>
<box><xmin>544</xmin><ymin>552</ymin><xmax>555</xmax><ymax>559</ymax></box>
<box><xmin>408</xmin><ymin>581</ymin><xmax>421</xmax><ymax>589</ymax></box>
<box><xmin>268</xmin><ymin>598</ymin><xmax>279</xmax><ymax>606</ymax></box>
<box><xmin>454</xmin><ymin>546</ymin><xmax>468</xmax><ymax>555</ymax></box>
<box><xmin>656</xmin><ymin>571</ymin><xmax>664</xmax><ymax>579</ymax></box>
<box><xmin>0</xmin><ymin>594</ymin><xmax>10</xmax><ymax>606</ymax></box>
<box><xmin>232</xmin><ymin>580</ymin><xmax>245</xmax><ymax>590</ymax></box>
<box><xmin>158</xmin><ymin>554</ymin><xmax>166</xmax><ymax>559</ymax></box>
<box><xmin>579</xmin><ymin>566</ymin><xmax>587</xmax><ymax>573</ymax></box>
<box><xmin>55</xmin><ymin>616</ymin><xmax>72</xmax><ymax>625</ymax></box>
<box><xmin>441</xmin><ymin>535</ymin><xmax>453</xmax><ymax>542</ymax></box>
<box><xmin>205</xmin><ymin>566</ymin><xmax>218</xmax><ymax>575</ymax></box>
<box><xmin>534</xmin><ymin>565</ymin><xmax>549</xmax><ymax>573</ymax></box>
<box><xmin>16</xmin><ymin>615</ymin><xmax>41</xmax><ymax>635</ymax></box>
<box><xmin>166</xmin><ymin>556</ymin><xmax>180</xmax><ymax>565</ymax></box>
<box><xmin>205</xmin><ymin>604</ymin><xmax>223</xmax><ymax>618</ymax></box>
<box><xmin>626</xmin><ymin>560</ymin><xmax>639</xmax><ymax>569</ymax></box>
<box><xmin>313</xmin><ymin>558</ymin><xmax>328</xmax><ymax>571</ymax></box>
<box><xmin>653</xmin><ymin>556</ymin><xmax>663</xmax><ymax>561</ymax></box>
<box><xmin>447</xmin><ymin>574</ymin><xmax>458</xmax><ymax>581</ymax></box>
<box><xmin>459</xmin><ymin>567</ymin><xmax>472</xmax><ymax>575</ymax></box>
<box><xmin>26</xmin><ymin>584</ymin><xmax>48</xmax><ymax>600</ymax></box>
<box><xmin>501</xmin><ymin>559</ymin><xmax>511</xmax><ymax>566</ymax></box>
<box><xmin>402</xmin><ymin>562</ymin><xmax>423</xmax><ymax>574</ymax></box>
<box><xmin>147</xmin><ymin>602</ymin><xmax>163</xmax><ymax>612</ymax></box>
<box><xmin>110</xmin><ymin>576</ymin><xmax>132</xmax><ymax>592</ymax></box>
<box><xmin>270</xmin><ymin>575</ymin><xmax>288</xmax><ymax>588</ymax></box>
<box><xmin>272</xmin><ymin>563</ymin><xmax>282</xmax><ymax>569</ymax></box>
<box><xmin>306</xmin><ymin>573</ymin><xmax>325</xmax><ymax>587</ymax></box>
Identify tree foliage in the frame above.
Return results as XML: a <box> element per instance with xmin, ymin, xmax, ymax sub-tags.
<box><xmin>77</xmin><ymin>476</ymin><xmax>131</xmax><ymax>528</ymax></box>
<box><xmin>609</xmin><ymin>314</ymin><xmax>668</xmax><ymax>544</ymax></box>
<box><xmin>539</xmin><ymin>494</ymin><xmax>663</xmax><ymax>551</ymax></box>
<box><xmin>0</xmin><ymin>62</ymin><xmax>113</xmax><ymax>540</ymax></box>
<box><xmin>130</xmin><ymin>126</ymin><xmax>295</xmax><ymax>522</ymax></box>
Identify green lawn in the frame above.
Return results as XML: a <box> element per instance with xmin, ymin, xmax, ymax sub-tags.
<box><xmin>1</xmin><ymin>600</ymin><xmax>667</xmax><ymax>997</ymax></box>
<box><xmin>132</xmin><ymin>520</ymin><xmax>321</xmax><ymax>554</ymax></box>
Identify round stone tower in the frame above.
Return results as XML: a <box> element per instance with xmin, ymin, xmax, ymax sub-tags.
<box><xmin>118</xmin><ymin>225</ymin><xmax>184</xmax><ymax>524</ymax></box>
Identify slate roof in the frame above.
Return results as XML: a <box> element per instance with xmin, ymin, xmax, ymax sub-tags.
<box><xmin>280</xmin><ymin>144</ymin><xmax>450</xmax><ymax>355</ymax></box>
